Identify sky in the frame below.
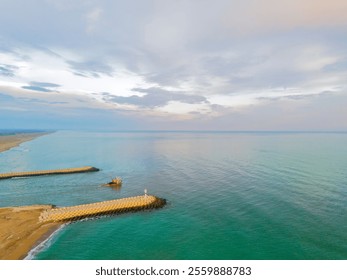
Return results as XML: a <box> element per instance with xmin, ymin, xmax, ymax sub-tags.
<box><xmin>0</xmin><ymin>0</ymin><xmax>346</xmax><ymax>131</ymax></box>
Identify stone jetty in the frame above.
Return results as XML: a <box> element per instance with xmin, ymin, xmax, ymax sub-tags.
<box><xmin>0</xmin><ymin>166</ymin><xmax>99</xmax><ymax>180</ymax></box>
<box><xmin>39</xmin><ymin>195</ymin><xmax>166</xmax><ymax>222</ymax></box>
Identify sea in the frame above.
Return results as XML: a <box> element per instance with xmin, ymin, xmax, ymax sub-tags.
<box><xmin>0</xmin><ymin>130</ymin><xmax>346</xmax><ymax>260</ymax></box>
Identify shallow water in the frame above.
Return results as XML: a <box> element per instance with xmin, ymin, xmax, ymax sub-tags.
<box><xmin>0</xmin><ymin>131</ymin><xmax>346</xmax><ymax>259</ymax></box>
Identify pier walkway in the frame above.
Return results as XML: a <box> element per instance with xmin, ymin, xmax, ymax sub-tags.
<box><xmin>39</xmin><ymin>195</ymin><xmax>166</xmax><ymax>222</ymax></box>
<box><xmin>0</xmin><ymin>166</ymin><xmax>99</xmax><ymax>180</ymax></box>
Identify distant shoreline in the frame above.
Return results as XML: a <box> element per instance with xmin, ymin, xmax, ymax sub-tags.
<box><xmin>0</xmin><ymin>132</ymin><xmax>50</xmax><ymax>153</ymax></box>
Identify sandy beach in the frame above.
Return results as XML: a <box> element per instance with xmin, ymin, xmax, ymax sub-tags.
<box><xmin>0</xmin><ymin>132</ymin><xmax>48</xmax><ymax>153</ymax></box>
<box><xmin>0</xmin><ymin>132</ymin><xmax>58</xmax><ymax>259</ymax></box>
<box><xmin>0</xmin><ymin>205</ymin><xmax>61</xmax><ymax>260</ymax></box>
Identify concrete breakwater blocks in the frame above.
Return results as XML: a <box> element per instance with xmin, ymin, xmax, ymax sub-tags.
<box><xmin>39</xmin><ymin>195</ymin><xmax>166</xmax><ymax>222</ymax></box>
<box><xmin>0</xmin><ymin>166</ymin><xmax>99</xmax><ymax>180</ymax></box>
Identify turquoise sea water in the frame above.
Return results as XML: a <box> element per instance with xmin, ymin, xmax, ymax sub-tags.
<box><xmin>0</xmin><ymin>131</ymin><xmax>346</xmax><ymax>259</ymax></box>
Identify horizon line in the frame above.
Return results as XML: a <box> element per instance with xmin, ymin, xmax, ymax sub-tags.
<box><xmin>2</xmin><ymin>128</ymin><xmax>347</xmax><ymax>134</ymax></box>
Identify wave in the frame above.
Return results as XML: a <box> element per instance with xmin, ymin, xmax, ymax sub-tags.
<box><xmin>24</xmin><ymin>224</ymin><xmax>67</xmax><ymax>260</ymax></box>
<box><xmin>11</xmin><ymin>177</ymin><xmax>30</xmax><ymax>180</ymax></box>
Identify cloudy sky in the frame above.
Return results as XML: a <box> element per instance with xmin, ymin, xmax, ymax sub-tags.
<box><xmin>0</xmin><ymin>0</ymin><xmax>346</xmax><ymax>130</ymax></box>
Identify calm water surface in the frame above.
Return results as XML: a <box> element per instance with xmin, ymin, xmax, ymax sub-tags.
<box><xmin>0</xmin><ymin>131</ymin><xmax>346</xmax><ymax>259</ymax></box>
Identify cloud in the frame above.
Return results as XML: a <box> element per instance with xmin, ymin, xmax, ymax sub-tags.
<box><xmin>0</xmin><ymin>85</ymin><xmax>111</xmax><ymax>111</ymax></box>
<box><xmin>0</xmin><ymin>0</ymin><xmax>346</xmax><ymax>129</ymax></box>
<box><xmin>158</xmin><ymin>101</ymin><xmax>211</xmax><ymax>116</ymax></box>
<box><xmin>19</xmin><ymin>81</ymin><xmax>60</xmax><ymax>92</ymax></box>
<box><xmin>67</xmin><ymin>59</ymin><xmax>114</xmax><ymax>78</ymax></box>
<box><xmin>22</xmin><ymin>85</ymin><xmax>54</xmax><ymax>92</ymax></box>
<box><xmin>20</xmin><ymin>81</ymin><xmax>60</xmax><ymax>92</ymax></box>
<box><xmin>0</xmin><ymin>47</ymin><xmax>153</xmax><ymax>99</ymax></box>
<box><xmin>19</xmin><ymin>97</ymin><xmax>68</xmax><ymax>104</ymax></box>
<box><xmin>30</xmin><ymin>81</ymin><xmax>60</xmax><ymax>88</ymax></box>
<box><xmin>105</xmin><ymin>87</ymin><xmax>207</xmax><ymax>108</ymax></box>
<box><xmin>0</xmin><ymin>64</ymin><xmax>18</xmax><ymax>77</ymax></box>
<box><xmin>140</xmin><ymin>92</ymin><xmax>347</xmax><ymax>131</ymax></box>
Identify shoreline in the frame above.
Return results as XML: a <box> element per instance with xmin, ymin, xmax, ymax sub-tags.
<box><xmin>0</xmin><ymin>132</ymin><xmax>50</xmax><ymax>153</ymax></box>
<box><xmin>0</xmin><ymin>205</ymin><xmax>62</xmax><ymax>260</ymax></box>
<box><xmin>24</xmin><ymin>223</ymin><xmax>66</xmax><ymax>260</ymax></box>
<box><xmin>0</xmin><ymin>132</ymin><xmax>58</xmax><ymax>260</ymax></box>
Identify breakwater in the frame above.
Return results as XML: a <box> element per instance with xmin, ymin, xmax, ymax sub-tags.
<box><xmin>0</xmin><ymin>166</ymin><xmax>99</xmax><ymax>180</ymax></box>
<box><xmin>39</xmin><ymin>195</ymin><xmax>166</xmax><ymax>222</ymax></box>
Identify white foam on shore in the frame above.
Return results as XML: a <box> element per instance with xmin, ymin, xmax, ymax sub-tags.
<box><xmin>24</xmin><ymin>224</ymin><xmax>67</xmax><ymax>260</ymax></box>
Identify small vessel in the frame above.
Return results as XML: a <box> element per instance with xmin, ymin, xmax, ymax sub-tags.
<box><xmin>105</xmin><ymin>177</ymin><xmax>122</xmax><ymax>186</ymax></box>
